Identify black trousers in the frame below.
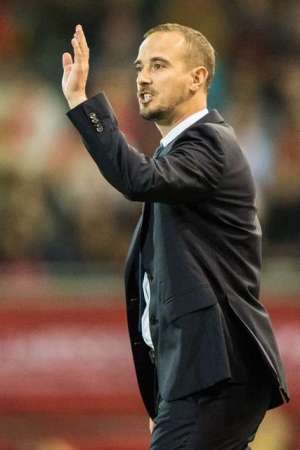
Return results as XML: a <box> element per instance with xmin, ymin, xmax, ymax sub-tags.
<box><xmin>149</xmin><ymin>378</ymin><xmax>272</xmax><ymax>450</ymax></box>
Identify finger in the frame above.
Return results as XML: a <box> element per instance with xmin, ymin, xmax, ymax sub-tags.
<box><xmin>76</xmin><ymin>24</ymin><xmax>88</xmax><ymax>49</ymax></box>
<box><xmin>75</xmin><ymin>24</ymin><xmax>89</xmax><ymax>56</ymax></box>
<box><xmin>71</xmin><ymin>36</ymin><xmax>83</xmax><ymax>64</ymax></box>
<box><xmin>62</xmin><ymin>52</ymin><xmax>73</xmax><ymax>70</ymax></box>
<box><xmin>74</xmin><ymin>31</ymin><xmax>85</xmax><ymax>57</ymax></box>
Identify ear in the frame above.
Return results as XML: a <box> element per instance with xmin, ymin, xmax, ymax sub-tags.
<box><xmin>190</xmin><ymin>66</ymin><xmax>208</xmax><ymax>92</ymax></box>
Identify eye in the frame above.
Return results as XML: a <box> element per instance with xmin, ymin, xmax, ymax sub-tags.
<box><xmin>153</xmin><ymin>62</ymin><xmax>164</xmax><ymax>70</ymax></box>
<box><xmin>135</xmin><ymin>65</ymin><xmax>142</xmax><ymax>72</ymax></box>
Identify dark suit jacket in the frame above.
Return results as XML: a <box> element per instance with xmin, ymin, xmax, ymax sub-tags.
<box><xmin>67</xmin><ymin>93</ymin><xmax>289</xmax><ymax>419</ymax></box>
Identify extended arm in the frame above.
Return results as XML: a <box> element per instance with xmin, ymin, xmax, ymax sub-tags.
<box><xmin>67</xmin><ymin>94</ymin><xmax>224</xmax><ymax>203</ymax></box>
<box><xmin>62</xmin><ymin>25</ymin><xmax>224</xmax><ymax>204</ymax></box>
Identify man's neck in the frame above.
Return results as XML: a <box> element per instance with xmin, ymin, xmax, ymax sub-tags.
<box><xmin>156</xmin><ymin>102</ymin><xmax>207</xmax><ymax>138</ymax></box>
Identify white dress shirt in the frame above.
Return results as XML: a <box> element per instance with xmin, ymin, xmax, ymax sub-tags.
<box><xmin>141</xmin><ymin>107</ymin><xmax>209</xmax><ymax>350</ymax></box>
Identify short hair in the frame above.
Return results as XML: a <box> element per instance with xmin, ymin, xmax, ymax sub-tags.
<box><xmin>144</xmin><ymin>23</ymin><xmax>215</xmax><ymax>90</ymax></box>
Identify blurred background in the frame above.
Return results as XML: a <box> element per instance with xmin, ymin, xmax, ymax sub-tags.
<box><xmin>0</xmin><ymin>0</ymin><xmax>299</xmax><ymax>448</ymax></box>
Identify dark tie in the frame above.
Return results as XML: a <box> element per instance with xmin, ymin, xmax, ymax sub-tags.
<box><xmin>138</xmin><ymin>144</ymin><xmax>164</xmax><ymax>332</ymax></box>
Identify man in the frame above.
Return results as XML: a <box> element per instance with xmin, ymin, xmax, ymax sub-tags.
<box><xmin>62</xmin><ymin>23</ymin><xmax>289</xmax><ymax>449</ymax></box>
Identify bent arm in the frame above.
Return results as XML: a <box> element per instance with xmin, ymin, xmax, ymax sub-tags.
<box><xmin>67</xmin><ymin>93</ymin><xmax>224</xmax><ymax>203</ymax></box>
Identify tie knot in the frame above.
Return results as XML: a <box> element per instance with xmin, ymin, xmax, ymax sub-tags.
<box><xmin>153</xmin><ymin>144</ymin><xmax>164</xmax><ymax>158</ymax></box>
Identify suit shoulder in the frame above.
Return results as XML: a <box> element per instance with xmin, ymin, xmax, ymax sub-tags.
<box><xmin>183</xmin><ymin>119</ymin><xmax>255</xmax><ymax>188</ymax></box>
<box><xmin>171</xmin><ymin>121</ymin><xmax>225</xmax><ymax>153</ymax></box>
<box><xmin>197</xmin><ymin>121</ymin><xmax>238</xmax><ymax>146</ymax></box>
<box><xmin>196</xmin><ymin>121</ymin><xmax>247</xmax><ymax>164</ymax></box>
<box><xmin>171</xmin><ymin>119</ymin><xmax>236</xmax><ymax>153</ymax></box>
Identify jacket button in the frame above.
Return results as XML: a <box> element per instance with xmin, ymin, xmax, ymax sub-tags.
<box><xmin>130</xmin><ymin>297</ymin><xmax>138</xmax><ymax>303</ymax></box>
<box><xmin>89</xmin><ymin>112</ymin><xmax>97</xmax><ymax>118</ymax></box>
<box><xmin>150</xmin><ymin>314</ymin><xmax>157</xmax><ymax>325</ymax></box>
<box><xmin>96</xmin><ymin>124</ymin><xmax>104</xmax><ymax>133</ymax></box>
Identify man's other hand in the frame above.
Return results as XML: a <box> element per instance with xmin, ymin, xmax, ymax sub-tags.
<box><xmin>62</xmin><ymin>24</ymin><xmax>89</xmax><ymax>109</ymax></box>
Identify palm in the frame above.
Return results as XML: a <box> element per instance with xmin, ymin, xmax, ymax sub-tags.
<box><xmin>62</xmin><ymin>54</ymin><xmax>82</xmax><ymax>96</ymax></box>
<box><xmin>62</xmin><ymin>25</ymin><xmax>89</xmax><ymax>104</ymax></box>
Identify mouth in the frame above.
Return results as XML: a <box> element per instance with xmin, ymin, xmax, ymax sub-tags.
<box><xmin>138</xmin><ymin>92</ymin><xmax>154</xmax><ymax>105</ymax></box>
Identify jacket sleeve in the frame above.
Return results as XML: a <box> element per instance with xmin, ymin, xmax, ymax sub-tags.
<box><xmin>67</xmin><ymin>93</ymin><xmax>225</xmax><ymax>203</ymax></box>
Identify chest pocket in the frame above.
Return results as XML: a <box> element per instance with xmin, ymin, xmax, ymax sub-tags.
<box><xmin>162</xmin><ymin>284</ymin><xmax>217</xmax><ymax>323</ymax></box>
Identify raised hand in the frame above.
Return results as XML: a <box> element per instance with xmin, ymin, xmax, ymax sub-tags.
<box><xmin>62</xmin><ymin>24</ymin><xmax>89</xmax><ymax>109</ymax></box>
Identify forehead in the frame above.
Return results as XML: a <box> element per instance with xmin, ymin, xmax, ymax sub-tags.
<box><xmin>136</xmin><ymin>31</ymin><xmax>187</xmax><ymax>63</ymax></box>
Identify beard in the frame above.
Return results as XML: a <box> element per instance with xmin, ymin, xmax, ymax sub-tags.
<box><xmin>139</xmin><ymin>102</ymin><xmax>175</xmax><ymax>123</ymax></box>
<box><xmin>140</xmin><ymin>107</ymin><xmax>168</xmax><ymax>121</ymax></box>
<box><xmin>138</xmin><ymin>89</ymin><xmax>190</xmax><ymax>124</ymax></box>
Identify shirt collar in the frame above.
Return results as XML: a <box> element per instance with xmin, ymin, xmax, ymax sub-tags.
<box><xmin>160</xmin><ymin>108</ymin><xmax>209</xmax><ymax>148</ymax></box>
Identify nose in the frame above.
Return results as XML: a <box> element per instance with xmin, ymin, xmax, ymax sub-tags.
<box><xmin>136</xmin><ymin>67</ymin><xmax>152</xmax><ymax>87</ymax></box>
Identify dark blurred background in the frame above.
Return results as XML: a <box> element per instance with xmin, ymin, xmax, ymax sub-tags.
<box><xmin>0</xmin><ymin>0</ymin><xmax>299</xmax><ymax>449</ymax></box>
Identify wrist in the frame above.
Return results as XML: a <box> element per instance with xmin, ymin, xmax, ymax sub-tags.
<box><xmin>67</xmin><ymin>94</ymin><xmax>87</xmax><ymax>109</ymax></box>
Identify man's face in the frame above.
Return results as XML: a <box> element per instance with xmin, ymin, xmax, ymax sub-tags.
<box><xmin>134</xmin><ymin>32</ymin><xmax>194</xmax><ymax>124</ymax></box>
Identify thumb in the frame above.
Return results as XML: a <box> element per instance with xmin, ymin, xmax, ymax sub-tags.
<box><xmin>62</xmin><ymin>52</ymin><xmax>73</xmax><ymax>71</ymax></box>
